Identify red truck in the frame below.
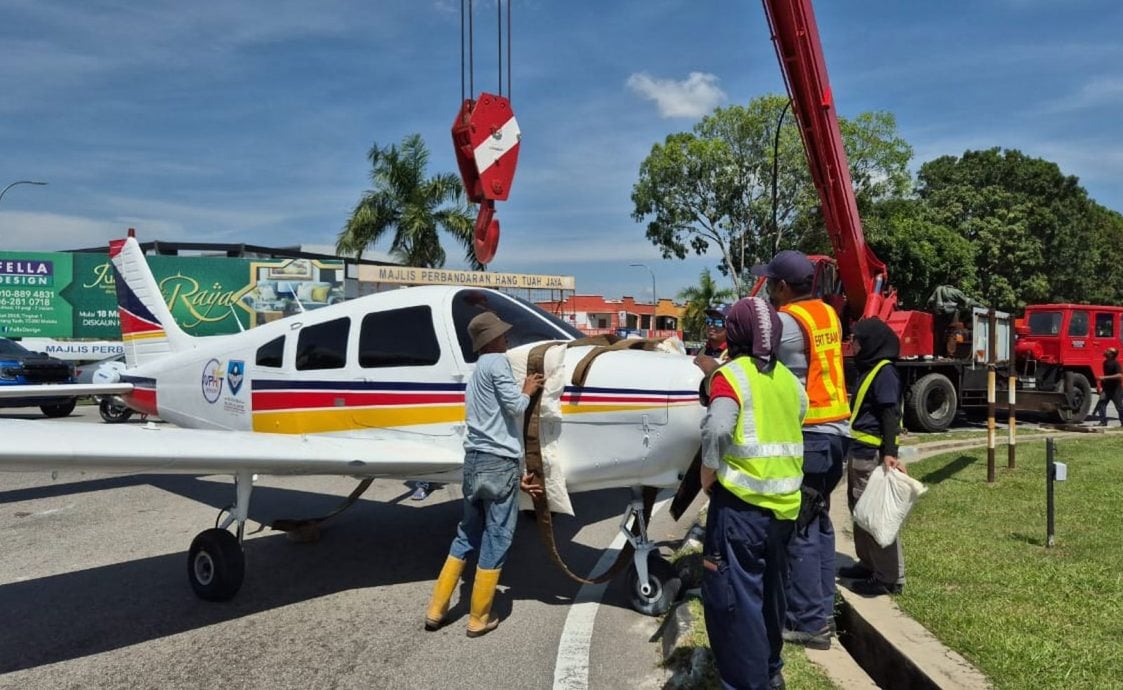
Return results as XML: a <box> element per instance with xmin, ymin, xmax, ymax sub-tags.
<box><xmin>1013</xmin><ymin>304</ymin><xmax>1123</xmax><ymax>423</ymax></box>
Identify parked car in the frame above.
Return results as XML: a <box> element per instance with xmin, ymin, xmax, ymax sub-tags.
<box><xmin>0</xmin><ymin>338</ymin><xmax>77</xmax><ymax>417</ymax></box>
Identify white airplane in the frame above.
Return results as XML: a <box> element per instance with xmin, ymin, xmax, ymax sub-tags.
<box><xmin>0</xmin><ymin>235</ymin><xmax>705</xmax><ymax>613</ymax></box>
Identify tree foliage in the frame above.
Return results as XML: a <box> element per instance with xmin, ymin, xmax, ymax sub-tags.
<box><xmin>915</xmin><ymin>148</ymin><xmax>1121</xmax><ymax>310</ymax></box>
<box><xmin>337</xmin><ymin>134</ymin><xmax>479</xmax><ymax>269</ymax></box>
<box><xmin>632</xmin><ymin>95</ymin><xmax>912</xmax><ymax>292</ymax></box>
<box><xmin>676</xmin><ymin>268</ymin><xmax>737</xmax><ymax>342</ymax></box>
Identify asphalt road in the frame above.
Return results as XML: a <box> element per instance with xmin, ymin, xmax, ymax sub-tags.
<box><xmin>0</xmin><ymin>406</ymin><xmax>702</xmax><ymax>690</ymax></box>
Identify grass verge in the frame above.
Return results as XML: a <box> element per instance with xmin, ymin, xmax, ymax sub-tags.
<box><xmin>898</xmin><ymin>438</ymin><xmax>1123</xmax><ymax>689</ymax></box>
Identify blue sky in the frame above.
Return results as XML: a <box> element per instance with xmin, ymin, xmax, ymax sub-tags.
<box><xmin>2</xmin><ymin>0</ymin><xmax>1121</xmax><ymax>303</ymax></box>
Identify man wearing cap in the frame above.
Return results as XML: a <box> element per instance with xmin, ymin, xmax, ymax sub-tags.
<box><xmin>751</xmin><ymin>249</ymin><xmax>850</xmax><ymax>650</ymax></box>
<box><xmin>424</xmin><ymin>311</ymin><xmax>544</xmax><ymax>637</ymax></box>
<box><xmin>1094</xmin><ymin>347</ymin><xmax>1123</xmax><ymax>426</ymax></box>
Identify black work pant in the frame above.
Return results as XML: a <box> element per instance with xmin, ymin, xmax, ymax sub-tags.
<box><xmin>1094</xmin><ymin>388</ymin><xmax>1123</xmax><ymax>425</ymax></box>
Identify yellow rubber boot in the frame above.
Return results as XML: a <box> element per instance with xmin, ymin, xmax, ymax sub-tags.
<box><xmin>424</xmin><ymin>555</ymin><xmax>466</xmax><ymax>631</ymax></box>
<box><xmin>466</xmin><ymin>567</ymin><xmax>502</xmax><ymax>638</ymax></box>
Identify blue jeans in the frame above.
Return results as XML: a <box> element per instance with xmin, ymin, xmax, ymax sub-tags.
<box><xmin>703</xmin><ymin>483</ymin><xmax>794</xmax><ymax>689</ymax></box>
<box><xmin>448</xmin><ymin>451</ymin><xmax>520</xmax><ymax>570</ymax></box>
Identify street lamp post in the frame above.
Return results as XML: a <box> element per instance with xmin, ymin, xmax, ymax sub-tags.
<box><xmin>629</xmin><ymin>263</ymin><xmax>657</xmax><ymax>333</ymax></box>
<box><xmin>0</xmin><ymin>180</ymin><xmax>47</xmax><ymax>207</ymax></box>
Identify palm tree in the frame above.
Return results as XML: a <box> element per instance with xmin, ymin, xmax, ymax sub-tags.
<box><xmin>677</xmin><ymin>268</ymin><xmax>738</xmax><ymax>341</ymax></box>
<box><xmin>337</xmin><ymin>134</ymin><xmax>481</xmax><ymax>269</ymax></box>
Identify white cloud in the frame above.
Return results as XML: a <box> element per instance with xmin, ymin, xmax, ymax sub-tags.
<box><xmin>1037</xmin><ymin>77</ymin><xmax>1123</xmax><ymax>115</ymax></box>
<box><xmin>0</xmin><ymin>212</ymin><xmax>134</xmax><ymax>251</ymax></box>
<box><xmin>625</xmin><ymin>71</ymin><xmax>726</xmax><ymax>118</ymax></box>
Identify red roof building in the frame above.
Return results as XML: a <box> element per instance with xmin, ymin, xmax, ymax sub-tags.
<box><xmin>536</xmin><ymin>295</ymin><xmax>684</xmax><ymax>339</ymax></box>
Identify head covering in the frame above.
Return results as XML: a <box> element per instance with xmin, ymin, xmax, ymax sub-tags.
<box><xmin>468</xmin><ymin>312</ymin><xmax>513</xmax><ymax>352</ymax></box>
<box><xmin>853</xmin><ymin>318</ymin><xmax>900</xmax><ymax>373</ymax></box>
<box><xmin>725</xmin><ymin>296</ymin><xmax>782</xmax><ymax>372</ymax></box>
<box><xmin>750</xmin><ymin>249</ymin><xmax>815</xmax><ymax>285</ymax></box>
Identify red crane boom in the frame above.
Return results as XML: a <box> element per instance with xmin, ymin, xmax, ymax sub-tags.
<box><xmin>761</xmin><ymin>0</ymin><xmax>894</xmax><ymax>321</ymax></box>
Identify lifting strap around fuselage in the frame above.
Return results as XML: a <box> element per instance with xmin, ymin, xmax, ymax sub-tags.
<box><xmin>523</xmin><ymin>337</ymin><xmax>663</xmax><ymax>585</ymax></box>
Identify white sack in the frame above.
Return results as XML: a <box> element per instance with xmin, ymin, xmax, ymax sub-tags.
<box><xmin>852</xmin><ymin>465</ymin><xmax>928</xmax><ymax>548</ymax></box>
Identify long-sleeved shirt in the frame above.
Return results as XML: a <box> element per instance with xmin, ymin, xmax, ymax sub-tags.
<box><xmin>701</xmin><ymin>366</ymin><xmax>809</xmax><ymax>470</ymax></box>
<box><xmin>464</xmin><ymin>353</ymin><xmax>530</xmax><ymax>458</ymax></box>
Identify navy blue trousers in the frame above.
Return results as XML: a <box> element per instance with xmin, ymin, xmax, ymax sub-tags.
<box><xmin>703</xmin><ymin>483</ymin><xmax>795</xmax><ymax>690</ymax></box>
<box><xmin>785</xmin><ymin>431</ymin><xmax>847</xmax><ymax>633</ymax></box>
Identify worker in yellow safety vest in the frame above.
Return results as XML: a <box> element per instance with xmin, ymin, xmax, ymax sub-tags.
<box><xmin>699</xmin><ymin>296</ymin><xmax>808</xmax><ymax>689</ymax></box>
<box><xmin>750</xmin><ymin>249</ymin><xmax>849</xmax><ymax>651</ymax></box>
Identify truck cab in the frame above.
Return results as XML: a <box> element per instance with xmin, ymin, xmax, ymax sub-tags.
<box><xmin>1015</xmin><ymin>304</ymin><xmax>1123</xmax><ymax>421</ymax></box>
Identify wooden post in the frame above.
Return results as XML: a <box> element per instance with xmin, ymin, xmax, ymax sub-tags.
<box><xmin>1008</xmin><ymin>373</ymin><xmax>1017</xmax><ymax>469</ymax></box>
<box><xmin>987</xmin><ymin>309</ymin><xmax>997</xmax><ymax>483</ymax></box>
<box><xmin>1046</xmin><ymin>437</ymin><xmax>1056</xmax><ymax>548</ymax></box>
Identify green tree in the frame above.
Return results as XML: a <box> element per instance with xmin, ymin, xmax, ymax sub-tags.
<box><xmin>864</xmin><ymin>198</ymin><xmax>978</xmax><ymax>309</ymax></box>
<box><xmin>676</xmin><ymin>268</ymin><xmax>737</xmax><ymax>342</ymax></box>
<box><xmin>337</xmin><ymin>134</ymin><xmax>480</xmax><ymax>269</ymax></box>
<box><xmin>632</xmin><ymin>95</ymin><xmax>912</xmax><ymax>291</ymax></box>
<box><xmin>916</xmin><ymin>148</ymin><xmax>1104</xmax><ymax>310</ymax></box>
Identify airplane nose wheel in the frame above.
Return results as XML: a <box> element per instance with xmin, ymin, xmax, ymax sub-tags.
<box><xmin>626</xmin><ymin>555</ymin><xmax>680</xmax><ymax>616</ymax></box>
<box><xmin>187</xmin><ymin>528</ymin><xmax>245</xmax><ymax>601</ymax></box>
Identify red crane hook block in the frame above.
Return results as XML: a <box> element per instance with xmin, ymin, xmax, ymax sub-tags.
<box><xmin>452</xmin><ymin>93</ymin><xmax>520</xmax><ymax>264</ymax></box>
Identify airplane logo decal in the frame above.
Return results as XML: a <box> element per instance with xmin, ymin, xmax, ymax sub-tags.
<box><xmin>201</xmin><ymin>359</ymin><xmax>223</xmax><ymax>403</ymax></box>
<box><xmin>227</xmin><ymin>360</ymin><xmax>245</xmax><ymax>396</ymax></box>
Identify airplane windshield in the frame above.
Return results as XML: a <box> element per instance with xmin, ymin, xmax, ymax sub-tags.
<box><xmin>452</xmin><ymin>290</ymin><xmax>582</xmax><ymax>363</ymax></box>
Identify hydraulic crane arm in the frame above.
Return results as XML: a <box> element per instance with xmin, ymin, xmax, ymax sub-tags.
<box><xmin>761</xmin><ymin>0</ymin><xmax>894</xmax><ymax>320</ymax></box>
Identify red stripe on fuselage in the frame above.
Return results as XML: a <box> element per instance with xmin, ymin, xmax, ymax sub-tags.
<box><xmin>251</xmin><ymin>390</ymin><xmax>465</xmax><ymax>412</ymax></box>
<box><xmin>125</xmin><ymin>387</ymin><xmax>158</xmax><ymax>416</ymax></box>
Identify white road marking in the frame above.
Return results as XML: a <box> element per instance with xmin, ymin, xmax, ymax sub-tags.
<box><xmin>552</xmin><ymin>494</ymin><xmax>674</xmax><ymax>690</ymax></box>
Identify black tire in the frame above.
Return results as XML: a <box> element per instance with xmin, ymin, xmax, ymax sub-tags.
<box><xmin>1055</xmin><ymin>372</ymin><xmax>1092</xmax><ymax>424</ymax></box>
<box><xmin>187</xmin><ymin>528</ymin><xmax>245</xmax><ymax>601</ymax></box>
<box><xmin>626</xmin><ymin>555</ymin><xmax>681</xmax><ymax>616</ymax></box>
<box><xmin>99</xmin><ymin>398</ymin><xmax>134</xmax><ymax>423</ymax></box>
<box><xmin>40</xmin><ymin>399</ymin><xmax>76</xmax><ymax>418</ymax></box>
<box><xmin>904</xmin><ymin>373</ymin><xmax>958</xmax><ymax>433</ymax></box>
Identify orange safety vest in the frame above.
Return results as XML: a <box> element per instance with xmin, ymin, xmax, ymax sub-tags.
<box><xmin>780</xmin><ymin>299</ymin><xmax>850</xmax><ymax>424</ymax></box>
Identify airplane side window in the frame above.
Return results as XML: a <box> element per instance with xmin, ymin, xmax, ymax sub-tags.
<box><xmin>451</xmin><ymin>290</ymin><xmax>581</xmax><ymax>363</ymax></box>
<box><xmin>296</xmin><ymin>317</ymin><xmax>350</xmax><ymax>371</ymax></box>
<box><xmin>256</xmin><ymin>336</ymin><xmax>285</xmax><ymax>368</ymax></box>
<box><xmin>359</xmin><ymin>306</ymin><xmax>440</xmax><ymax>368</ymax></box>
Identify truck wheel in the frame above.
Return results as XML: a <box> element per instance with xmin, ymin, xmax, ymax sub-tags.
<box><xmin>1055</xmin><ymin>373</ymin><xmax>1091</xmax><ymax>424</ymax></box>
<box><xmin>40</xmin><ymin>399</ymin><xmax>77</xmax><ymax>418</ymax></box>
<box><xmin>904</xmin><ymin>373</ymin><xmax>957</xmax><ymax>432</ymax></box>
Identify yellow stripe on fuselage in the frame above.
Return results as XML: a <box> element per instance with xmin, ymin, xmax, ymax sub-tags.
<box><xmin>123</xmin><ymin>330</ymin><xmax>166</xmax><ymax>341</ymax></box>
<box><xmin>253</xmin><ymin>404</ymin><xmax>466</xmax><ymax>434</ymax></box>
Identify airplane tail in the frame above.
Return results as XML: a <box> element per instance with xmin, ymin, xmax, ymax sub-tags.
<box><xmin>110</xmin><ymin>236</ymin><xmax>192</xmax><ymax>366</ymax></box>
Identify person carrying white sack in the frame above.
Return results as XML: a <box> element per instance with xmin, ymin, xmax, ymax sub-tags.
<box><xmin>841</xmin><ymin>318</ymin><xmax>907</xmax><ymax>596</ymax></box>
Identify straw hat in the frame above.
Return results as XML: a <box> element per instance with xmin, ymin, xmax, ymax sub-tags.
<box><xmin>468</xmin><ymin>312</ymin><xmax>513</xmax><ymax>352</ymax></box>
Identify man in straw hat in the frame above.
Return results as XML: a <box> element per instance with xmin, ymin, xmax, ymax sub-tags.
<box><xmin>424</xmin><ymin>311</ymin><xmax>544</xmax><ymax>637</ymax></box>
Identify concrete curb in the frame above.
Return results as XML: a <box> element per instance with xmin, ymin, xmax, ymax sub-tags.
<box><xmin>831</xmin><ymin>477</ymin><xmax>992</xmax><ymax>689</ymax></box>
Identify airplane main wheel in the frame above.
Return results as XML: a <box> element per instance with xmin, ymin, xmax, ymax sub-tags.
<box><xmin>626</xmin><ymin>555</ymin><xmax>680</xmax><ymax>616</ymax></box>
<box><xmin>187</xmin><ymin>528</ymin><xmax>245</xmax><ymax>601</ymax></box>
<box><xmin>40</xmin><ymin>399</ymin><xmax>76</xmax><ymax>418</ymax></box>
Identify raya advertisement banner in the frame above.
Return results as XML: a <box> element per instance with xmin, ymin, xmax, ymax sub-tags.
<box><xmin>0</xmin><ymin>251</ymin><xmax>344</xmax><ymax>339</ymax></box>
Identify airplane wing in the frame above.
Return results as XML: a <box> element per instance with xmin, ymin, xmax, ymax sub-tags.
<box><xmin>0</xmin><ymin>419</ymin><xmax>462</xmax><ymax>476</ymax></box>
<box><xmin>0</xmin><ymin>383</ymin><xmax>134</xmax><ymax>397</ymax></box>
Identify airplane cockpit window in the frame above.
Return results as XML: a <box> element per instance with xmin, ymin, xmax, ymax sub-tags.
<box><xmin>256</xmin><ymin>336</ymin><xmax>285</xmax><ymax>368</ymax></box>
<box><xmin>452</xmin><ymin>290</ymin><xmax>582</xmax><ymax>363</ymax></box>
<box><xmin>359</xmin><ymin>306</ymin><xmax>441</xmax><ymax>368</ymax></box>
<box><xmin>296</xmin><ymin>317</ymin><xmax>350</xmax><ymax>370</ymax></box>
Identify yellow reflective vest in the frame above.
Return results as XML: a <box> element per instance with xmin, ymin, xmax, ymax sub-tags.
<box><xmin>713</xmin><ymin>356</ymin><xmax>806</xmax><ymax>521</ymax></box>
